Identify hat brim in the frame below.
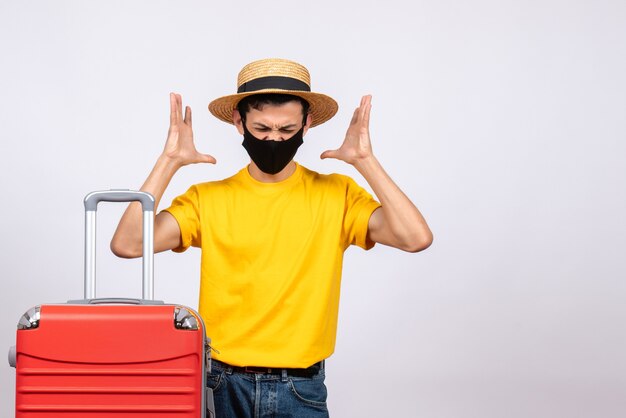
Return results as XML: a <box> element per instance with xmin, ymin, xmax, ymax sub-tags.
<box><xmin>208</xmin><ymin>89</ymin><xmax>338</xmax><ymax>128</ymax></box>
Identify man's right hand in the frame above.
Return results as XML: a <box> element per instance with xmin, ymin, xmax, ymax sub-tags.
<box><xmin>111</xmin><ymin>93</ymin><xmax>215</xmax><ymax>258</ymax></box>
<box><xmin>163</xmin><ymin>93</ymin><xmax>216</xmax><ymax>168</ymax></box>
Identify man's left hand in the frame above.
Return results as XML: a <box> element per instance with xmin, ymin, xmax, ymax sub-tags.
<box><xmin>321</xmin><ymin>95</ymin><xmax>374</xmax><ymax>166</ymax></box>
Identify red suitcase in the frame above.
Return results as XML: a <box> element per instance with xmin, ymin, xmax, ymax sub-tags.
<box><xmin>9</xmin><ymin>190</ymin><xmax>215</xmax><ymax>418</ymax></box>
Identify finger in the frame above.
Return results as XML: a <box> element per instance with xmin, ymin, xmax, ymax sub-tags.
<box><xmin>359</xmin><ymin>95</ymin><xmax>371</xmax><ymax>122</ymax></box>
<box><xmin>349</xmin><ymin>107</ymin><xmax>359</xmax><ymax>126</ymax></box>
<box><xmin>320</xmin><ymin>149</ymin><xmax>338</xmax><ymax>160</ymax></box>
<box><xmin>360</xmin><ymin>95</ymin><xmax>368</xmax><ymax>108</ymax></box>
<box><xmin>184</xmin><ymin>106</ymin><xmax>192</xmax><ymax>126</ymax></box>
<box><xmin>200</xmin><ymin>153</ymin><xmax>216</xmax><ymax>164</ymax></box>
<box><xmin>169</xmin><ymin>93</ymin><xmax>177</xmax><ymax>125</ymax></box>
<box><xmin>363</xmin><ymin>98</ymin><xmax>372</xmax><ymax>127</ymax></box>
<box><xmin>176</xmin><ymin>94</ymin><xmax>183</xmax><ymax>123</ymax></box>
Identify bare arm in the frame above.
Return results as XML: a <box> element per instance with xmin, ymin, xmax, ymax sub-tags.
<box><xmin>111</xmin><ymin>93</ymin><xmax>216</xmax><ymax>258</ymax></box>
<box><xmin>321</xmin><ymin>95</ymin><xmax>433</xmax><ymax>253</ymax></box>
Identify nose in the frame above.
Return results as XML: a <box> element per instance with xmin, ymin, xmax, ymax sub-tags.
<box><xmin>266</xmin><ymin>129</ymin><xmax>284</xmax><ymax>141</ymax></box>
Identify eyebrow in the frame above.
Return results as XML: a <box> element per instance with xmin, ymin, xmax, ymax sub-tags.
<box><xmin>252</xmin><ymin>123</ymin><xmax>298</xmax><ymax>129</ymax></box>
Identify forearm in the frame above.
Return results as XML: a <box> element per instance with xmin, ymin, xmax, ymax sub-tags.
<box><xmin>110</xmin><ymin>154</ymin><xmax>180</xmax><ymax>257</ymax></box>
<box><xmin>354</xmin><ymin>155</ymin><xmax>433</xmax><ymax>252</ymax></box>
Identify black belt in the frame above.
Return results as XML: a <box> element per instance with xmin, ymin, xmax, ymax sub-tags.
<box><xmin>213</xmin><ymin>359</ymin><xmax>323</xmax><ymax>378</ymax></box>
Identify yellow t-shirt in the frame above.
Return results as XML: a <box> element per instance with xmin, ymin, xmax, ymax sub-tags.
<box><xmin>163</xmin><ymin>163</ymin><xmax>381</xmax><ymax>368</ymax></box>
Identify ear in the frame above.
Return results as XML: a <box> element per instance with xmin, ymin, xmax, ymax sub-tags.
<box><xmin>303</xmin><ymin>113</ymin><xmax>313</xmax><ymax>137</ymax></box>
<box><xmin>233</xmin><ymin>109</ymin><xmax>244</xmax><ymax>135</ymax></box>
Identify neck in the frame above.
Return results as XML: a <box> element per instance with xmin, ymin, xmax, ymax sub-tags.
<box><xmin>248</xmin><ymin>160</ymin><xmax>297</xmax><ymax>183</ymax></box>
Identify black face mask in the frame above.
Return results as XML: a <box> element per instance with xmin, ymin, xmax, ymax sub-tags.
<box><xmin>241</xmin><ymin>122</ymin><xmax>304</xmax><ymax>175</ymax></box>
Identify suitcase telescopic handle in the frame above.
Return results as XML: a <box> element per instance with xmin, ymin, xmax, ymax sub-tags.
<box><xmin>83</xmin><ymin>190</ymin><xmax>155</xmax><ymax>300</ymax></box>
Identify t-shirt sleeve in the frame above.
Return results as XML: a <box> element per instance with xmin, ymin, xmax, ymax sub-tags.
<box><xmin>342</xmin><ymin>177</ymin><xmax>381</xmax><ymax>250</ymax></box>
<box><xmin>161</xmin><ymin>185</ymin><xmax>202</xmax><ymax>253</ymax></box>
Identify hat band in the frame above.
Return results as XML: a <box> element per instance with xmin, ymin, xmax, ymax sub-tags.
<box><xmin>237</xmin><ymin>76</ymin><xmax>311</xmax><ymax>94</ymax></box>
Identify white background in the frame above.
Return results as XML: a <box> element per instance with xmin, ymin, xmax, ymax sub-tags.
<box><xmin>1</xmin><ymin>1</ymin><xmax>625</xmax><ymax>417</ymax></box>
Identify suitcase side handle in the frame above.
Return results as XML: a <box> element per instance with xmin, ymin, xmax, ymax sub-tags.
<box><xmin>83</xmin><ymin>190</ymin><xmax>155</xmax><ymax>300</ymax></box>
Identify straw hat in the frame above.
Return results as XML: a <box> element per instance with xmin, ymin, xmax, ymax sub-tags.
<box><xmin>208</xmin><ymin>58</ymin><xmax>338</xmax><ymax>127</ymax></box>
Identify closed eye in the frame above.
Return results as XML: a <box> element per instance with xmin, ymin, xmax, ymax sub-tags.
<box><xmin>254</xmin><ymin>127</ymin><xmax>296</xmax><ymax>134</ymax></box>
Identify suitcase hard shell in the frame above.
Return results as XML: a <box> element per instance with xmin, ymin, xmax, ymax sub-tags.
<box><xmin>9</xmin><ymin>190</ymin><xmax>214</xmax><ymax>418</ymax></box>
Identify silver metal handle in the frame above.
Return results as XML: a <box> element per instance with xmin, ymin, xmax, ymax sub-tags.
<box><xmin>83</xmin><ymin>190</ymin><xmax>155</xmax><ymax>300</ymax></box>
<box><xmin>87</xmin><ymin>298</ymin><xmax>143</xmax><ymax>305</ymax></box>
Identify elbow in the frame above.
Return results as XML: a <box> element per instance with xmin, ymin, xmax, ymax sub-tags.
<box><xmin>110</xmin><ymin>238</ymin><xmax>142</xmax><ymax>259</ymax></box>
<box><xmin>403</xmin><ymin>231</ymin><xmax>433</xmax><ymax>253</ymax></box>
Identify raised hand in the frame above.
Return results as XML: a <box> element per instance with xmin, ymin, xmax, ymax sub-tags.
<box><xmin>163</xmin><ymin>93</ymin><xmax>216</xmax><ymax>168</ymax></box>
<box><xmin>321</xmin><ymin>95</ymin><xmax>373</xmax><ymax>166</ymax></box>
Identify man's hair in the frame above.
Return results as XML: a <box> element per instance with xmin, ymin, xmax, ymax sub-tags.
<box><xmin>237</xmin><ymin>94</ymin><xmax>310</xmax><ymax>123</ymax></box>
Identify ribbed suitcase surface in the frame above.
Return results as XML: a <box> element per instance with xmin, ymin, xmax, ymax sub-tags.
<box><xmin>15</xmin><ymin>304</ymin><xmax>205</xmax><ymax>418</ymax></box>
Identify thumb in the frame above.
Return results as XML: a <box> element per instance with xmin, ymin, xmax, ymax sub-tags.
<box><xmin>320</xmin><ymin>149</ymin><xmax>339</xmax><ymax>160</ymax></box>
<box><xmin>199</xmin><ymin>153</ymin><xmax>217</xmax><ymax>164</ymax></box>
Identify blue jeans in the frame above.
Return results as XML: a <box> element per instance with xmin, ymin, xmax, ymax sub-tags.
<box><xmin>207</xmin><ymin>360</ymin><xmax>329</xmax><ymax>418</ymax></box>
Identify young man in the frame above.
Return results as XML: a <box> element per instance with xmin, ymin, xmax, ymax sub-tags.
<box><xmin>111</xmin><ymin>58</ymin><xmax>432</xmax><ymax>418</ymax></box>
